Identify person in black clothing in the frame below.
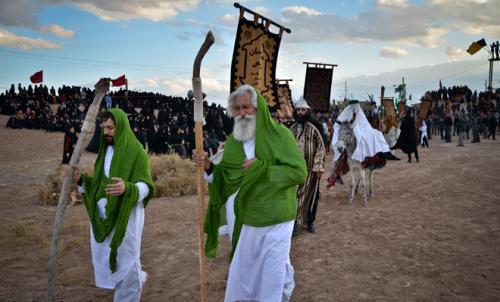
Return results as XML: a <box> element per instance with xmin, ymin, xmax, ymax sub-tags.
<box><xmin>443</xmin><ymin>113</ymin><xmax>453</xmax><ymax>142</ymax></box>
<box><xmin>62</xmin><ymin>126</ymin><xmax>78</xmax><ymax>164</ymax></box>
<box><xmin>207</xmin><ymin>131</ymin><xmax>220</xmax><ymax>155</ymax></box>
<box><xmin>456</xmin><ymin>113</ymin><xmax>465</xmax><ymax>147</ymax></box>
<box><xmin>488</xmin><ymin>112</ymin><xmax>497</xmax><ymax>140</ymax></box>
<box><xmin>133</xmin><ymin>125</ymin><xmax>146</xmax><ymax>148</ymax></box>
<box><xmin>471</xmin><ymin>114</ymin><xmax>481</xmax><ymax>143</ymax></box>
<box><xmin>464</xmin><ymin>113</ymin><xmax>471</xmax><ymax>140</ymax></box>
<box><xmin>391</xmin><ymin>109</ymin><xmax>419</xmax><ymax>163</ymax></box>
<box><xmin>86</xmin><ymin>117</ymin><xmax>101</xmax><ymax>153</ymax></box>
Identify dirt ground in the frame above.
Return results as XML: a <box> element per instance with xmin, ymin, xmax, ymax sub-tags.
<box><xmin>0</xmin><ymin>114</ymin><xmax>499</xmax><ymax>302</ymax></box>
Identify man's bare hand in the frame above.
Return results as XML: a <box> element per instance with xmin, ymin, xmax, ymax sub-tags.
<box><xmin>71</xmin><ymin>166</ymin><xmax>80</xmax><ymax>184</ymax></box>
<box><xmin>192</xmin><ymin>151</ymin><xmax>211</xmax><ymax>170</ymax></box>
<box><xmin>105</xmin><ymin>177</ymin><xmax>125</xmax><ymax>196</ymax></box>
<box><xmin>243</xmin><ymin>158</ymin><xmax>257</xmax><ymax>171</ymax></box>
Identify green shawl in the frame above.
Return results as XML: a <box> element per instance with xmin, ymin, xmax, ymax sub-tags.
<box><xmin>81</xmin><ymin>108</ymin><xmax>155</xmax><ymax>272</ymax></box>
<box><xmin>205</xmin><ymin>90</ymin><xmax>307</xmax><ymax>258</ymax></box>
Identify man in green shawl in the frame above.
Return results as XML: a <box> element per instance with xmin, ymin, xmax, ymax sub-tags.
<box><xmin>75</xmin><ymin>108</ymin><xmax>155</xmax><ymax>301</ymax></box>
<box><xmin>193</xmin><ymin>84</ymin><xmax>306</xmax><ymax>302</ymax></box>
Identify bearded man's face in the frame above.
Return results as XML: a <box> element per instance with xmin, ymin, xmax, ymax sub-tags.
<box><xmin>232</xmin><ymin>92</ymin><xmax>257</xmax><ymax>142</ymax></box>
<box><xmin>102</xmin><ymin>118</ymin><xmax>116</xmax><ymax>145</ymax></box>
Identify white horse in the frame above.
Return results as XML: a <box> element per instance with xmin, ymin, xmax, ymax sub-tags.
<box><xmin>335</xmin><ymin>121</ymin><xmax>375</xmax><ymax>206</ymax></box>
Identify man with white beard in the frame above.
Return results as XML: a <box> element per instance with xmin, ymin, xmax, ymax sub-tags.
<box><xmin>193</xmin><ymin>84</ymin><xmax>306</xmax><ymax>302</ymax></box>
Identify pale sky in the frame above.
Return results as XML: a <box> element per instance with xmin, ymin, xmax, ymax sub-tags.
<box><xmin>1</xmin><ymin>0</ymin><xmax>499</xmax><ymax>106</ymax></box>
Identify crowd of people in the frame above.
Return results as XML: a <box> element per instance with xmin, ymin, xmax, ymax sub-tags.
<box><xmin>420</xmin><ymin>85</ymin><xmax>499</xmax><ymax>146</ymax></box>
<box><xmin>427</xmin><ymin>107</ymin><xmax>498</xmax><ymax>144</ymax></box>
<box><xmin>423</xmin><ymin>85</ymin><xmax>476</xmax><ymax>103</ymax></box>
<box><xmin>2</xmin><ymin>80</ymin><xmax>499</xmax><ymax>301</ymax></box>
<box><xmin>0</xmin><ymin>83</ymin><xmax>232</xmax><ymax>160</ymax></box>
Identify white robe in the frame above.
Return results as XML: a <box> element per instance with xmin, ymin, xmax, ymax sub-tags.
<box><xmin>206</xmin><ymin>138</ymin><xmax>295</xmax><ymax>302</ymax></box>
<box><xmin>332</xmin><ymin>103</ymin><xmax>390</xmax><ymax>162</ymax></box>
<box><xmin>81</xmin><ymin>146</ymin><xmax>150</xmax><ymax>290</ymax></box>
<box><xmin>419</xmin><ymin>121</ymin><xmax>428</xmax><ymax>145</ymax></box>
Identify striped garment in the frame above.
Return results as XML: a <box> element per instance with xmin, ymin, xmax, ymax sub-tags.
<box><xmin>290</xmin><ymin>121</ymin><xmax>326</xmax><ymax>225</ymax></box>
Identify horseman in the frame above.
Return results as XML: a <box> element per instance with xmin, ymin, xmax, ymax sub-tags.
<box><xmin>331</xmin><ymin>100</ymin><xmax>390</xmax><ymax>163</ymax></box>
<box><xmin>329</xmin><ymin>100</ymin><xmax>390</xmax><ymax>205</ymax></box>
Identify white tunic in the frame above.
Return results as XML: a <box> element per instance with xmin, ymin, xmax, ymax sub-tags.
<box><xmin>81</xmin><ymin>146</ymin><xmax>150</xmax><ymax>289</ymax></box>
<box><xmin>419</xmin><ymin>121</ymin><xmax>428</xmax><ymax>144</ymax></box>
<box><xmin>207</xmin><ymin>138</ymin><xmax>295</xmax><ymax>302</ymax></box>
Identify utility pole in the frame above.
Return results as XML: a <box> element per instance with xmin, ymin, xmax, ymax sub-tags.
<box><xmin>487</xmin><ymin>58</ymin><xmax>500</xmax><ymax>91</ymax></box>
<box><xmin>344</xmin><ymin>80</ymin><xmax>347</xmax><ymax>100</ymax></box>
<box><xmin>487</xmin><ymin>41</ymin><xmax>500</xmax><ymax>91</ymax></box>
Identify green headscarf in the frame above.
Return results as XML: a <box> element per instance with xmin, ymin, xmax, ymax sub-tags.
<box><xmin>81</xmin><ymin>108</ymin><xmax>155</xmax><ymax>272</ymax></box>
<box><xmin>205</xmin><ymin>89</ymin><xmax>307</xmax><ymax>258</ymax></box>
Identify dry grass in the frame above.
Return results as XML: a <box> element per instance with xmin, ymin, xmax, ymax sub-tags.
<box><xmin>150</xmin><ymin>153</ymin><xmax>197</xmax><ymax>197</ymax></box>
<box><xmin>61</xmin><ymin>220</ymin><xmax>88</xmax><ymax>236</ymax></box>
<box><xmin>39</xmin><ymin>165</ymin><xmax>86</xmax><ymax>206</ymax></box>
<box><xmin>39</xmin><ymin>153</ymin><xmax>198</xmax><ymax>205</ymax></box>
<box><xmin>5</xmin><ymin>222</ymin><xmax>50</xmax><ymax>248</ymax></box>
<box><xmin>59</xmin><ymin>266</ymin><xmax>92</xmax><ymax>286</ymax></box>
<box><xmin>61</xmin><ymin>236</ymin><xmax>86</xmax><ymax>256</ymax></box>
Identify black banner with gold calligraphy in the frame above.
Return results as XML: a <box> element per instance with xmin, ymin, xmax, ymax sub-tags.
<box><xmin>230</xmin><ymin>17</ymin><xmax>281</xmax><ymax>111</ymax></box>
<box><xmin>303</xmin><ymin>67</ymin><xmax>333</xmax><ymax>113</ymax></box>
<box><xmin>276</xmin><ymin>82</ymin><xmax>294</xmax><ymax>121</ymax></box>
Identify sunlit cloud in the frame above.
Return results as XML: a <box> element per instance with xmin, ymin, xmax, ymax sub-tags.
<box><xmin>39</xmin><ymin>24</ymin><xmax>75</xmax><ymax>38</ymax></box>
<box><xmin>380</xmin><ymin>46</ymin><xmax>408</xmax><ymax>58</ymax></box>
<box><xmin>0</xmin><ymin>28</ymin><xmax>62</xmax><ymax>50</ymax></box>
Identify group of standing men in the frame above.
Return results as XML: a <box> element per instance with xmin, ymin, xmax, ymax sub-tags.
<box><xmin>72</xmin><ymin>84</ymin><xmax>326</xmax><ymax>301</ymax></box>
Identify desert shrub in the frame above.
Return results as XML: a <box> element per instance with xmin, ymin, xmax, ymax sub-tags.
<box><xmin>150</xmin><ymin>153</ymin><xmax>197</xmax><ymax>197</ymax></box>
<box><xmin>41</xmin><ymin>153</ymin><xmax>198</xmax><ymax>204</ymax></box>
<box><xmin>39</xmin><ymin>165</ymin><xmax>87</xmax><ymax>206</ymax></box>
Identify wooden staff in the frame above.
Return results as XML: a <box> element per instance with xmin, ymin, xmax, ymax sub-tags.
<box><xmin>192</xmin><ymin>31</ymin><xmax>215</xmax><ymax>302</ymax></box>
<box><xmin>380</xmin><ymin>86</ymin><xmax>385</xmax><ymax>129</ymax></box>
<box><xmin>47</xmin><ymin>78</ymin><xmax>110</xmax><ymax>301</ymax></box>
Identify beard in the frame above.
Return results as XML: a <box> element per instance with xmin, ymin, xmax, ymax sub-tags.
<box><xmin>294</xmin><ymin>110</ymin><xmax>311</xmax><ymax>124</ymax></box>
<box><xmin>104</xmin><ymin>135</ymin><xmax>114</xmax><ymax>146</ymax></box>
<box><xmin>233</xmin><ymin>114</ymin><xmax>256</xmax><ymax>142</ymax></box>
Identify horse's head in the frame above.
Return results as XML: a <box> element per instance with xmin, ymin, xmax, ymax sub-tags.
<box><xmin>336</xmin><ymin>120</ymin><xmax>355</xmax><ymax>155</ymax></box>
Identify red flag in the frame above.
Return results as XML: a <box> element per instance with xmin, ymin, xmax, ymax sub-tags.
<box><xmin>111</xmin><ymin>75</ymin><xmax>126</xmax><ymax>87</ymax></box>
<box><xmin>30</xmin><ymin>70</ymin><xmax>43</xmax><ymax>84</ymax></box>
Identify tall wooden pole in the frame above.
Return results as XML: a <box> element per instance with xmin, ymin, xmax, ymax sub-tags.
<box><xmin>47</xmin><ymin>78</ymin><xmax>110</xmax><ymax>301</ymax></box>
<box><xmin>192</xmin><ymin>31</ymin><xmax>215</xmax><ymax>302</ymax></box>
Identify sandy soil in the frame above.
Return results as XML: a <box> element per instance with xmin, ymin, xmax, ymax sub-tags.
<box><xmin>0</xmin><ymin>114</ymin><xmax>499</xmax><ymax>302</ymax></box>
